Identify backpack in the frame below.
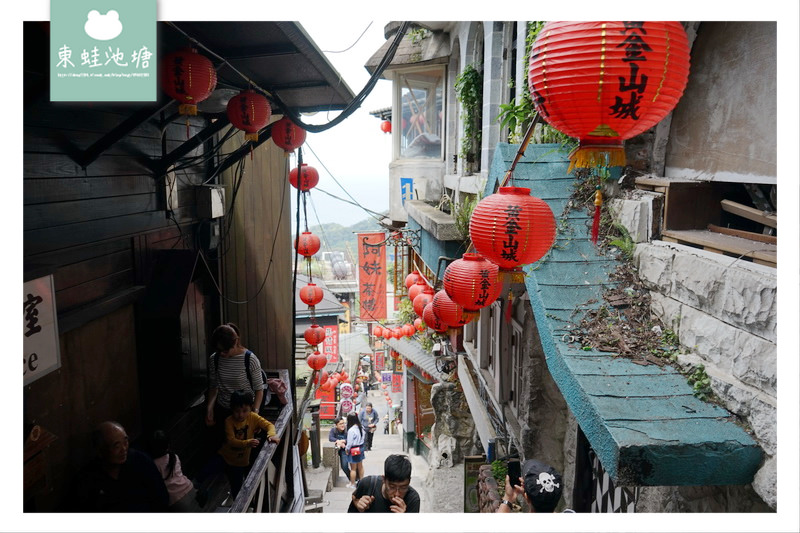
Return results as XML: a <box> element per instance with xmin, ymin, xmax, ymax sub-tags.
<box><xmin>213</xmin><ymin>350</ymin><xmax>270</xmax><ymax>413</ymax></box>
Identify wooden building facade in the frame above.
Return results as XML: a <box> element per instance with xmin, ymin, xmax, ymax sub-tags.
<box><xmin>22</xmin><ymin>21</ymin><xmax>354</xmax><ymax>511</ymax></box>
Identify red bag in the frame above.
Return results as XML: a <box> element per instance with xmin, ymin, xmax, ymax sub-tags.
<box><xmin>349</xmin><ymin>446</ymin><xmax>361</xmax><ymax>456</ymax></box>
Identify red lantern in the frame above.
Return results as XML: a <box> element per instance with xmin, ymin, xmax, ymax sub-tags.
<box><xmin>402</xmin><ymin>324</ymin><xmax>415</xmax><ymax>337</ymax></box>
<box><xmin>422</xmin><ymin>302</ymin><xmax>449</xmax><ymax>333</ymax></box>
<box><xmin>295</xmin><ymin>231</ymin><xmax>321</xmax><ymax>257</ymax></box>
<box><xmin>318</xmin><ymin>370</ymin><xmax>329</xmax><ymax>385</ymax></box>
<box><xmin>392</xmin><ymin>327</ymin><xmax>403</xmax><ymax>339</ymax></box>
<box><xmin>443</xmin><ymin>253</ymin><xmax>502</xmax><ymax>315</ymax></box>
<box><xmin>382</xmin><ymin>328</ymin><xmax>393</xmax><ymax>339</ymax></box>
<box><xmin>303</xmin><ymin>324</ymin><xmax>326</xmax><ymax>347</ymax></box>
<box><xmin>469</xmin><ymin>187</ymin><xmax>556</xmax><ymax>280</ymax></box>
<box><xmin>271</xmin><ymin>116</ymin><xmax>306</xmax><ymax>153</ymax></box>
<box><xmin>412</xmin><ymin>286</ymin><xmax>435</xmax><ymax>317</ymax></box>
<box><xmin>299</xmin><ymin>283</ymin><xmax>323</xmax><ymax>307</ymax></box>
<box><xmin>381</xmin><ymin>383</ymin><xmax>387</xmax><ymax>390</ymax></box>
<box><xmin>373</xmin><ymin>325</ymin><xmax>384</xmax><ymax>337</ymax></box>
<box><xmin>306</xmin><ymin>351</ymin><xmax>327</xmax><ymax>371</ymax></box>
<box><xmin>432</xmin><ymin>290</ymin><xmax>473</xmax><ymax>328</ymax></box>
<box><xmin>407</xmin><ymin>279</ymin><xmax>430</xmax><ymax>303</ymax></box>
<box><xmin>289</xmin><ymin>164</ymin><xmax>320</xmax><ymax>191</ymax></box>
<box><xmin>321</xmin><ymin>378</ymin><xmax>333</xmax><ymax>392</ymax></box>
<box><xmin>380</xmin><ymin>120</ymin><xmax>392</xmax><ymax>133</ymax></box>
<box><xmin>161</xmin><ymin>48</ymin><xmax>217</xmax><ymax>116</ymax></box>
<box><xmin>226</xmin><ymin>89</ymin><xmax>271</xmax><ymax>141</ymax></box>
<box><xmin>404</xmin><ymin>270</ymin><xmax>421</xmax><ymax>289</ymax></box>
<box><xmin>414</xmin><ymin>318</ymin><xmax>424</xmax><ymax>332</ymax></box>
<box><xmin>404</xmin><ymin>359</ymin><xmax>413</xmax><ymax>368</ymax></box>
<box><xmin>528</xmin><ymin>21</ymin><xmax>690</xmax><ymax>171</ymax></box>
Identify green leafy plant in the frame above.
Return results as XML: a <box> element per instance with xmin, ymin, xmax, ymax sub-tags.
<box><xmin>609</xmin><ymin>223</ymin><xmax>636</xmax><ymax>261</ymax></box>
<box><xmin>455</xmin><ymin>63</ymin><xmax>483</xmax><ymax>173</ymax></box>
<box><xmin>491</xmin><ymin>460</ymin><xmax>508</xmax><ymax>487</ymax></box>
<box><xmin>450</xmin><ymin>193</ymin><xmax>480</xmax><ymax>249</ymax></box>
<box><xmin>686</xmin><ymin>365</ymin><xmax>713</xmax><ymax>401</ymax></box>
<box><xmin>395</xmin><ymin>297</ymin><xmax>416</xmax><ymax>325</ymax></box>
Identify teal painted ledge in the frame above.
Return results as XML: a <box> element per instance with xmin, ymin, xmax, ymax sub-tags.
<box><xmin>487</xmin><ymin>143</ymin><xmax>763</xmax><ymax>486</ymax></box>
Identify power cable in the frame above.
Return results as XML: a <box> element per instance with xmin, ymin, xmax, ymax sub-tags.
<box><xmin>321</xmin><ymin>22</ymin><xmax>373</xmax><ymax>53</ymax></box>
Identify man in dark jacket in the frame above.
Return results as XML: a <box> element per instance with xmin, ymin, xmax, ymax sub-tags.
<box><xmin>348</xmin><ymin>454</ymin><xmax>420</xmax><ymax>513</ymax></box>
<box><xmin>359</xmin><ymin>403</ymin><xmax>379</xmax><ymax>451</ymax></box>
<box><xmin>66</xmin><ymin>421</ymin><xmax>169</xmax><ymax>512</ymax></box>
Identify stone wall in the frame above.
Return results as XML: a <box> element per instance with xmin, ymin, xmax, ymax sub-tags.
<box><xmin>632</xmin><ymin>239</ymin><xmax>777</xmax><ymax>510</ymax></box>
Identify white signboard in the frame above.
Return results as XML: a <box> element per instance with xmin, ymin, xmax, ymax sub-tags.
<box><xmin>339</xmin><ymin>399</ymin><xmax>354</xmax><ymax>414</ymax></box>
<box><xmin>339</xmin><ymin>383</ymin><xmax>354</xmax><ymax>399</ymax></box>
<box><xmin>23</xmin><ymin>275</ymin><xmax>61</xmax><ymax>386</ymax></box>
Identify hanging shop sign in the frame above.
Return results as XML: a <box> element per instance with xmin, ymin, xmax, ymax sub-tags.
<box><xmin>23</xmin><ymin>276</ymin><xmax>61</xmax><ymax>386</ymax></box>
<box><xmin>357</xmin><ymin>232</ymin><xmax>387</xmax><ymax>320</ymax></box>
<box><xmin>323</xmin><ymin>325</ymin><xmax>339</xmax><ymax>363</ymax></box>
<box><xmin>392</xmin><ymin>371</ymin><xmax>403</xmax><ymax>393</ymax></box>
<box><xmin>374</xmin><ymin>351</ymin><xmax>385</xmax><ymax>371</ymax></box>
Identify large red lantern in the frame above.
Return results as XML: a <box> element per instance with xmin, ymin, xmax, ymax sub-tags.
<box><xmin>528</xmin><ymin>21</ymin><xmax>690</xmax><ymax>171</ymax></box>
<box><xmin>161</xmin><ymin>48</ymin><xmax>217</xmax><ymax>116</ymax></box>
<box><xmin>226</xmin><ymin>89</ymin><xmax>271</xmax><ymax>141</ymax></box>
<box><xmin>380</xmin><ymin>120</ymin><xmax>392</xmax><ymax>133</ymax></box>
<box><xmin>295</xmin><ymin>231</ymin><xmax>321</xmax><ymax>257</ymax></box>
<box><xmin>422</xmin><ymin>302</ymin><xmax>449</xmax><ymax>333</ymax></box>
<box><xmin>306</xmin><ymin>351</ymin><xmax>327</xmax><ymax>371</ymax></box>
<box><xmin>404</xmin><ymin>270</ymin><xmax>421</xmax><ymax>290</ymax></box>
<box><xmin>289</xmin><ymin>164</ymin><xmax>320</xmax><ymax>191</ymax></box>
<box><xmin>469</xmin><ymin>187</ymin><xmax>556</xmax><ymax>280</ymax></box>
<box><xmin>432</xmin><ymin>290</ymin><xmax>473</xmax><ymax>328</ymax></box>
<box><xmin>443</xmin><ymin>253</ymin><xmax>502</xmax><ymax>315</ymax></box>
<box><xmin>412</xmin><ymin>286</ymin><xmax>435</xmax><ymax>317</ymax></box>
<box><xmin>271</xmin><ymin>116</ymin><xmax>306</xmax><ymax>153</ymax></box>
<box><xmin>407</xmin><ymin>279</ymin><xmax>430</xmax><ymax>303</ymax></box>
<box><xmin>303</xmin><ymin>324</ymin><xmax>326</xmax><ymax>347</ymax></box>
<box><xmin>299</xmin><ymin>283</ymin><xmax>323</xmax><ymax>307</ymax></box>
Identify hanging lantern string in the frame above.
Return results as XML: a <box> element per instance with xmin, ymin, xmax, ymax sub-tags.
<box><xmin>165</xmin><ymin>21</ymin><xmax>274</xmax><ymax>101</ymax></box>
<box><xmin>500</xmin><ymin>114</ymin><xmax>543</xmax><ymax>188</ymax></box>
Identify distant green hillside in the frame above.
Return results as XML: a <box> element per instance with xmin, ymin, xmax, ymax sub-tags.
<box><xmin>309</xmin><ymin>215</ymin><xmax>386</xmax><ymax>260</ymax></box>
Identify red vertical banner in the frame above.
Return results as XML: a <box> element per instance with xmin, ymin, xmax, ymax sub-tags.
<box><xmin>357</xmin><ymin>232</ymin><xmax>387</xmax><ymax>320</ymax></box>
<box><xmin>374</xmin><ymin>351</ymin><xmax>385</xmax><ymax>371</ymax></box>
<box><xmin>392</xmin><ymin>371</ymin><xmax>403</xmax><ymax>393</ymax></box>
<box><xmin>323</xmin><ymin>325</ymin><xmax>339</xmax><ymax>363</ymax></box>
<box><xmin>315</xmin><ymin>386</ymin><xmax>336</xmax><ymax>419</ymax></box>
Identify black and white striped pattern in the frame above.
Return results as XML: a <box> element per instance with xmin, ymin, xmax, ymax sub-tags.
<box><xmin>590</xmin><ymin>451</ymin><xmax>639</xmax><ymax>513</ymax></box>
<box><xmin>208</xmin><ymin>352</ymin><xmax>263</xmax><ymax>408</ymax></box>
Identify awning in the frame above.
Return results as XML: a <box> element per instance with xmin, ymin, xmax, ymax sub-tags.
<box><xmin>488</xmin><ymin>143</ymin><xmax>763</xmax><ymax>487</ymax></box>
<box><xmin>384</xmin><ymin>337</ymin><xmax>445</xmax><ymax>382</ymax></box>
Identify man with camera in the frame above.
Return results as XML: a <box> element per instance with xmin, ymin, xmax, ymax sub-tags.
<box><xmin>497</xmin><ymin>459</ymin><xmax>573</xmax><ymax>513</ymax></box>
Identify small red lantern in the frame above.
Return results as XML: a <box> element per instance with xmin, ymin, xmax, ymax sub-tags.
<box><xmin>380</xmin><ymin>120</ymin><xmax>392</xmax><ymax>133</ymax></box>
<box><xmin>469</xmin><ymin>187</ymin><xmax>556</xmax><ymax>280</ymax></box>
<box><xmin>382</xmin><ymin>328</ymin><xmax>393</xmax><ymax>340</ymax></box>
<box><xmin>299</xmin><ymin>283</ymin><xmax>323</xmax><ymax>307</ymax></box>
<box><xmin>414</xmin><ymin>318</ymin><xmax>424</xmax><ymax>332</ymax></box>
<box><xmin>422</xmin><ymin>302</ymin><xmax>448</xmax><ymax>333</ymax></box>
<box><xmin>528</xmin><ymin>21</ymin><xmax>690</xmax><ymax>171</ymax></box>
<box><xmin>295</xmin><ymin>231</ymin><xmax>321</xmax><ymax>257</ymax></box>
<box><xmin>373</xmin><ymin>325</ymin><xmax>384</xmax><ymax>337</ymax></box>
<box><xmin>392</xmin><ymin>327</ymin><xmax>403</xmax><ymax>339</ymax></box>
<box><xmin>161</xmin><ymin>47</ymin><xmax>217</xmax><ymax>116</ymax></box>
<box><xmin>404</xmin><ymin>270</ymin><xmax>421</xmax><ymax>290</ymax></box>
<box><xmin>271</xmin><ymin>116</ymin><xmax>306</xmax><ymax>153</ymax></box>
<box><xmin>306</xmin><ymin>351</ymin><xmax>327</xmax><ymax>371</ymax></box>
<box><xmin>402</xmin><ymin>324</ymin><xmax>415</xmax><ymax>337</ymax></box>
<box><xmin>432</xmin><ymin>290</ymin><xmax>473</xmax><ymax>328</ymax></box>
<box><xmin>381</xmin><ymin>383</ymin><xmax>387</xmax><ymax>390</ymax></box>
<box><xmin>443</xmin><ymin>253</ymin><xmax>502</xmax><ymax>315</ymax></box>
<box><xmin>289</xmin><ymin>164</ymin><xmax>320</xmax><ymax>191</ymax></box>
<box><xmin>412</xmin><ymin>286</ymin><xmax>435</xmax><ymax>317</ymax></box>
<box><xmin>407</xmin><ymin>279</ymin><xmax>430</xmax><ymax>303</ymax></box>
<box><xmin>226</xmin><ymin>89</ymin><xmax>271</xmax><ymax>141</ymax></box>
<box><xmin>303</xmin><ymin>324</ymin><xmax>326</xmax><ymax>347</ymax></box>
<box><xmin>404</xmin><ymin>359</ymin><xmax>413</xmax><ymax>368</ymax></box>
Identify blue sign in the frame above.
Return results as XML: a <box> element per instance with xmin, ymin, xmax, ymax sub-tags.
<box><xmin>400</xmin><ymin>177</ymin><xmax>414</xmax><ymax>205</ymax></box>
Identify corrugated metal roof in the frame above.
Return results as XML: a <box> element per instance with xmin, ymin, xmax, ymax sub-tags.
<box><xmin>384</xmin><ymin>337</ymin><xmax>444</xmax><ymax>382</ymax></box>
<box><xmin>487</xmin><ymin>143</ymin><xmax>762</xmax><ymax>486</ymax></box>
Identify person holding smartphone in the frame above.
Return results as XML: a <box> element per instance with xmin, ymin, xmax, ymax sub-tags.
<box><xmin>496</xmin><ymin>459</ymin><xmax>573</xmax><ymax>513</ymax></box>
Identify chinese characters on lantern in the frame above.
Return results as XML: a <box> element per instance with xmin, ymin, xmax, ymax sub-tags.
<box><xmin>501</xmin><ymin>205</ymin><xmax>523</xmax><ymax>262</ymax></box>
<box><xmin>357</xmin><ymin>233</ymin><xmax>387</xmax><ymax>320</ymax></box>
<box><xmin>23</xmin><ymin>276</ymin><xmax>61</xmax><ymax>386</ymax></box>
<box><xmin>611</xmin><ymin>22</ymin><xmax>652</xmax><ymax>120</ymax></box>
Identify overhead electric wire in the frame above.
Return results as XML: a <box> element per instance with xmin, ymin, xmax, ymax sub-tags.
<box><xmin>321</xmin><ymin>22</ymin><xmax>373</xmax><ymax>53</ymax></box>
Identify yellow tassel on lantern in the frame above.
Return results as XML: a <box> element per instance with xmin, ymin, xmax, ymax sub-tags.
<box><xmin>567</xmin><ymin>145</ymin><xmax>626</xmax><ymax>173</ymax></box>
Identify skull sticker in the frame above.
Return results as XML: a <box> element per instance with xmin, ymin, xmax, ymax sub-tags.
<box><xmin>535</xmin><ymin>472</ymin><xmax>560</xmax><ymax>493</ymax></box>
